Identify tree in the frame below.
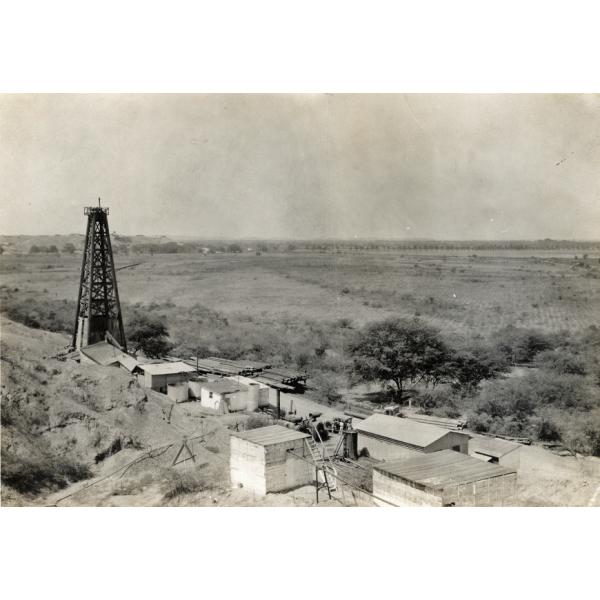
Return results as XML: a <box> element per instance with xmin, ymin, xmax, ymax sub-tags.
<box><xmin>493</xmin><ymin>325</ymin><xmax>553</xmax><ymax>363</ymax></box>
<box><xmin>349</xmin><ymin>317</ymin><xmax>451</xmax><ymax>402</ymax></box>
<box><xmin>534</xmin><ymin>349</ymin><xmax>587</xmax><ymax>376</ymax></box>
<box><xmin>62</xmin><ymin>243</ymin><xmax>76</xmax><ymax>254</ymax></box>
<box><xmin>227</xmin><ymin>243</ymin><xmax>242</xmax><ymax>253</ymax></box>
<box><xmin>48</xmin><ymin>245</ymin><xmax>59</xmax><ymax>254</ymax></box>
<box><xmin>29</xmin><ymin>245</ymin><xmax>41</xmax><ymax>254</ymax></box>
<box><xmin>127</xmin><ymin>314</ymin><xmax>173</xmax><ymax>358</ymax></box>
<box><xmin>446</xmin><ymin>351</ymin><xmax>498</xmax><ymax>395</ymax></box>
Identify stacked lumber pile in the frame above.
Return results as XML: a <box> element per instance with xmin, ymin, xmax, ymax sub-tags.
<box><xmin>403</xmin><ymin>413</ymin><xmax>466</xmax><ymax>431</ymax></box>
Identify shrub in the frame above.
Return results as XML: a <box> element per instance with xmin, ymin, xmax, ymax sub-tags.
<box><xmin>536</xmin><ymin>418</ymin><xmax>561</xmax><ymax>442</ymax></box>
<box><xmin>584</xmin><ymin>426</ymin><xmax>600</xmax><ymax>457</ymax></box>
<box><xmin>467</xmin><ymin>412</ymin><xmax>491</xmax><ymax>433</ymax></box>
<box><xmin>493</xmin><ymin>325</ymin><xmax>554</xmax><ymax>363</ymax></box>
<box><xmin>245</xmin><ymin>414</ymin><xmax>270</xmax><ymax>430</ymax></box>
<box><xmin>311</xmin><ymin>373</ymin><xmax>344</xmax><ymax>405</ymax></box>
<box><xmin>1</xmin><ymin>452</ymin><xmax>91</xmax><ymax>495</ymax></box>
<box><xmin>535</xmin><ymin>349</ymin><xmax>587</xmax><ymax>376</ymax></box>
<box><xmin>163</xmin><ymin>473</ymin><xmax>207</xmax><ymax>500</ymax></box>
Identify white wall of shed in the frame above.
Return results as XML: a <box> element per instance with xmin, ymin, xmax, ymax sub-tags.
<box><xmin>229</xmin><ymin>436</ymin><xmax>313</xmax><ymax>495</ymax></box>
<box><xmin>372</xmin><ymin>471</ymin><xmax>443</xmax><ymax>507</ymax></box>
<box><xmin>357</xmin><ymin>433</ymin><xmax>422</xmax><ymax>461</ymax></box>
<box><xmin>441</xmin><ymin>472</ymin><xmax>517</xmax><ymax>506</ymax></box>
<box><xmin>200</xmin><ymin>388</ymin><xmax>225</xmax><ymax>413</ymax></box>
<box><xmin>230</xmin><ymin>437</ymin><xmax>267</xmax><ymax>494</ymax></box>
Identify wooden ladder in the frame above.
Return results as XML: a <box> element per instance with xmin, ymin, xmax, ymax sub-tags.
<box><xmin>305</xmin><ymin>434</ymin><xmax>332</xmax><ymax>503</ymax></box>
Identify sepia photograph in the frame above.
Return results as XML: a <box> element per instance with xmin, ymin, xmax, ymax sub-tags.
<box><xmin>2</xmin><ymin>4</ymin><xmax>600</xmax><ymax>600</ymax></box>
<box><xmin>1</xmin><ymin>93</ymin><xmax>599</xmax><ymax>508</ymax></box>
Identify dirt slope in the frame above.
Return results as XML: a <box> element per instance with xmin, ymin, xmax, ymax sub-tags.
<box><xmin>0</xmin><ymin>317</ymin><xmax>334</xmax><ymax>507</ymax></box>
<box><xmin>2</xmin><ymin>316</ymin><xmax>598</xmax><ymax>507</ymax></box>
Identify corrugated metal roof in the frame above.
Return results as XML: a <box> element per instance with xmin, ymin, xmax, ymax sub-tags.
<box><xmin>354</xmin><ymin>413</ymin><xmax>456</xmax><ymax>448</ymax></box>
<box><xmin>374</xmin><ymin>450</ymin><xmax>516</xmax><ymax>490</ymax></box>
<box><xmin>201</xmin><ymin>380</ymin><xmax>248</xmax><ymax>394</ymax></box>
<box><xmin>469</xmin><ymin>437</ymin><xmax>521</xmax><ymax>458</ymax></box>
<box><xmin>81</xmin><ymin>341</ymin><xmax>129</xmax><ymax>367</ymax></box>
<box><xmin>136</xmin><ymin>361</ymin><xmax>196</xmax><ymax>375</ymax></box>
<box><xmin>231</xmin><ymin>425</ymin><xmax>310</xmax><ymax>446</ymax></box>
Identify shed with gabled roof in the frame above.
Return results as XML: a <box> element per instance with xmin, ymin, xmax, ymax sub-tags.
<box><xmin>469</xmin><ymin>436</ymin><xmax>521</xmax><ymax>469</ymax></box>
<box><xmin>354</xmin><ymin>413</ymin><xmax>470</xmax><ymax>461</ymax></box>
<box><xmin>230</xmin><ymin>425</ymin><xmax>313</xmax><ymax>494</ymax></box>
<box><xmin>133</xmin><ymin>361</ymin><xmax>196</xmax><ymax>393</ymax></box>
<box><xmin>196</xmin><ymin>379</ymin><xmax>249</xmax><ymax>413</ymax></box>
<box><xmin>80</xmin><ymin>341</ymin><xmax>138</xmax><ymax>372</ymax></box>
<box><xmin>372</xmin><ymin>450</ymin><xmax>518</xmax><ymax>507</ymax></box>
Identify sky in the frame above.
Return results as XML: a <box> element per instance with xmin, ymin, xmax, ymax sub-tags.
<box><xmin>1</xmin><ymin>94</ymin><xmax>599</xmax><ymax>240</ymax></box>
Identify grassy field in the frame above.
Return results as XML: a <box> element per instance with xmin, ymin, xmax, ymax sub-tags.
<box><xmin>2</xmin><ymin>249</ymin><xmax>599</xmax><ymax>337</ymax></box>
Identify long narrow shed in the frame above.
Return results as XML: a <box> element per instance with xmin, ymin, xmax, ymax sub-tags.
<box><xmin>373</xmin><ymin>450</ymin><xmax>518</xmax><ymax>507</ymax></box>
<box><xmin>354</xmin><ymin>413</ymin><xmax>470</xmax><ymax>461</ymax></box>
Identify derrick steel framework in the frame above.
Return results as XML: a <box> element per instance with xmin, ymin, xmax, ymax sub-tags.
<box><xmin>72</xmin><ymin>202</ymin><xmax>126</xmax><ymax>350</ymax></box>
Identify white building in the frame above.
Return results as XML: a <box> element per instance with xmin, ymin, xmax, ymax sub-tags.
<box><xmin>133</xmin><ymin>361</ymin><xmax>196</xmax><ymax>393</ymax></box>
<box><xmin>230</xmin><ymin>425</ymin><xmax>313</xmax><ymax>495</ymax></box>
<box><xmin>198</xmin><ymin>379</ymin><xmax>249</xmax><ymax>414</ymax></box>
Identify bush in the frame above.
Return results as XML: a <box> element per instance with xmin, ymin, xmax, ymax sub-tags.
<box><xmin>467</xmin><ymin>412</ymin><xmax>491</xmax><ymax>433</ymax></box>
<box><xmin>493</xmin><ymin>325</ymin><xmax>554</xmax><ymax>363</ymax></box>
<box><xmin>584</xmin><ymin>426</ymin><xmax>600</xmax><ymax>457</ymax></box>
<box><xmin>244</xmin><ymin>414</ymin><xmax>270</xmax><ymax>430</ymax></box>
<box><xmin>1</xmin><ymin>452</ymin><xmax>91</xmax><ymax>495</ymax></box>
<box><xmin>311</xmin><ymin>373</ymin><xmax>344</xmax><ymax>405</ymax></box>
<box><xmin>163</xmin><ymin>473</ymin><xmax>207</xmax><ymax>500</ymax></box>
<box><xmin>535</xmin><ymin>349</ymin><xmax>587</xmax><ymax>376</ymax></box>
<box><xmin>476</xmin><ymin>372</ymin><xmax>590</xmax><ymax>417</ymax></box>
<box><xmin>536</xmin><ymin>418</ymin><xmax>561</xmax><ymax>442</ymax></box>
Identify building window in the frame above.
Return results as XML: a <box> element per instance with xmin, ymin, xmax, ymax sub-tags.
<box><xmin>452</xmin><ymin>445</ymin><xmax>461</xmax><ymax>452</ymax></box>
<box><xmin>209</xmin><ymin>392</ymin><xmax>213</xmax><ymax>399</ymax></box>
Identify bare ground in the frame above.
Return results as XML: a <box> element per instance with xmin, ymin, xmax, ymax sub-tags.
<box><xmin>1</xmin><ymin>317</ymin><xmax>598</xmax><ymax>507</ymax></box>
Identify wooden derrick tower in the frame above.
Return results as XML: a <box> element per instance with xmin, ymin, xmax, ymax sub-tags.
<box><xmin>72</xmin><ymin>200</ymin><xmax>126</xmax><ymax>351</ymax></box>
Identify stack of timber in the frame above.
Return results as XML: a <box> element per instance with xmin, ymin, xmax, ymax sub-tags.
<box><xmin>183</xmin><ymin>357</ymin><xmax>270</xmax><ymax>377</ymax></box>
<box><xmin>344</xmin><ymin>405</ymin><xmax>466</xmax><ymax>432</ymax></box>
<box><xmin>256</xmin><ymin>367</ymin><xmax>307</xmax><ymax>391</ymax></box>
<box><xmin>403</xmin><ymin>413</ymin><xmax>466</xmax><ymax>431</ymax></box>
<box><xmin>344</xmin><ymin>403</ymin><xmax>374</xmax><ymax>420</ymax></box>
<box><xmin>480</xmin><ymin>431</ymin><xmax>531</xmax><ymax>445</ymax></box>
<box><xmin>181</xmin><ymin>356</ymin><xmax>307</xmax><ymax>391</ymax></box>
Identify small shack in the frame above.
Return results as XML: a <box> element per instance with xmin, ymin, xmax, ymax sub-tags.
<box><xmin>230</xmin><ymin>425</ymin><xmax>313</xmax><ymax>495</ymax></box>
<box><xmin>373</xmin><ymin>450</ymin><xmax>517</xmax><ymax>507</ymax></box>
<box><xmin>469</xmin><ymin>437</ymin><xmax>521</xmax><ymax>469</ymax></box>
<box><xmin>133</xmin><ymin>361</ymin><xmax>196</xmax><ymax>393</ymax></box>
<box><xmin>197</xmin><ymin>379</ymin><xmax>250</xmax><ymax>414</ymax></box>
<box><xmin>80</xmin><ymin>340</ymin><xmax>138</xmax><ymax>372</ymax></box>
<box><xmin>354</xmin><ymin>413</ymin><xmax>470</xmax><ymax>461</ymax></box>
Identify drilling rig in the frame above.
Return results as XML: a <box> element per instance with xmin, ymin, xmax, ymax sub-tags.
<box><xmin>72</xmin><ymin>200</ymin><xmax>126</xmax><ymax>351</ymax></box>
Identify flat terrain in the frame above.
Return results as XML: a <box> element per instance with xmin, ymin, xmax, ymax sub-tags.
<box><xmin>2</xmin><ymin>248</ymin><xmax>600</xmax><ymax>335</ymax></box>
<box><xmin>2</xmin><ymin>246</ymin><xmax>600</xmax><ymax>506</ymax></box>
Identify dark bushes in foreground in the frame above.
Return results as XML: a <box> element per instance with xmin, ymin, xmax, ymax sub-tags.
<box><xmin>1</xmin><ymin>452</ymin><xmax>91</xmax><ymax>495</ymax></box>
